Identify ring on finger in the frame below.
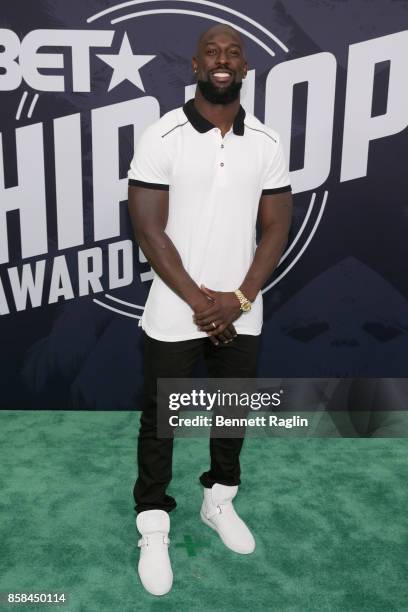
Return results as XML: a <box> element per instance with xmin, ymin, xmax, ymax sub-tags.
<box><xmin>211</xmin><ymin>321</ymin><xmax>217</xmax><ymax>329</ymax></box>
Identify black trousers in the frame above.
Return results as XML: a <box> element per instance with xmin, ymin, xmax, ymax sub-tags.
<box><xmin>133</xmin><ymin>331</ymin><xmax>261</xmax><ymax>514</ymax></box>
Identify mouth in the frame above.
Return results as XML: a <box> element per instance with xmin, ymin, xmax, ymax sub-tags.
<box><xmin>210</xmin><ymin>70</ymin><xmax>233</xmax><ymax>85</ymax></box>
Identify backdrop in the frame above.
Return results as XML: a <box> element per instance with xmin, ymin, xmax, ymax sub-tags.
<box><xmin>1</xmin><ymin>0</ymin><xmax>407</xmax><ymax>410</ymax></box>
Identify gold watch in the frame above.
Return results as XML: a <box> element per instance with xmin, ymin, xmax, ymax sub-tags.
<box><xmin>234</xmin><ymin>289</ymin><xmax>252</xmax><ymax>312</ymax></box>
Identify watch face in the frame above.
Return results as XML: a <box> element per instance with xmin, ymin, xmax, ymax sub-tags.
<box><xmin>242</xmin><ymin>302</ymin><xmax>251</xmax><ymax>312</ymax></box>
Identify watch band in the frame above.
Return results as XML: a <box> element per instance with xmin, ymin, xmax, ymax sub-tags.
<box><xmin>234</xmin><ymin>289</ymin><xmax>252</xmax><ymax>312</ymax></box>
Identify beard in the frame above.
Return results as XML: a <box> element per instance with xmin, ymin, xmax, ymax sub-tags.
<box><xmin>197</xmin><ymin>76</ymin><xmax>242</xmax><ymax>105</ymax></box>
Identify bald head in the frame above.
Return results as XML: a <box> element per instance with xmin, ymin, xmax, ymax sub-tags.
<box><xmin>196</xmin><ymin>24</ymin><xmax>246</xmax><ymax>56</ymax></box>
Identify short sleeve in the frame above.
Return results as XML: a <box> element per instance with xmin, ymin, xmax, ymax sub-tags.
<box><xmin>128</xmin><ymin>125</ymin><xmax>170</xmax><ymax>191</ymax></box>
<box><xmin>261</xmin><ymin>137</ymin><xmax>291</xmax><ymax>195</ymax></box>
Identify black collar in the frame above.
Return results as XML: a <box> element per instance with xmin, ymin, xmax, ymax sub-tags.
<box><xmin>182</xmin><ymin>98</ymin><xmax>245</xmax><ymax>136</ymax></box>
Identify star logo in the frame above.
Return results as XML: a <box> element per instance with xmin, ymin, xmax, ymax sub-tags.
<box><xmin>96</xmin><ymin>33</ymin><xmax>155</xmax><ymax>92</ymax></box>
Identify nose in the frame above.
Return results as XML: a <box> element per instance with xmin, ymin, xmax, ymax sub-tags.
<box><xmin>216</xmin><ymin>49</ymin><xmax>229</xmax><ymax>65</ymax></box>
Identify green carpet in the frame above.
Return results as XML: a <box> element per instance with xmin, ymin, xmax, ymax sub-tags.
<box><xmin>0</xmin><ymin>411</ymin><xmax>407</xmax><ymax>612</ymax></box>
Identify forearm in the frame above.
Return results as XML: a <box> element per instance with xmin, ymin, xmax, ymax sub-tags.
<box><xmin>136</xmin><ymin>229</ymin><xmax>203</xmax><ymax>309</ymax></box>
<box><xmin>239</xmin><ymin>224</ymin><xmax>290</xmax><ymax>302</ymax></box>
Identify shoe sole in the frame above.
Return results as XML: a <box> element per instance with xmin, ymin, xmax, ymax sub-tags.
<box><xmin>200</xmin><ymin>509</ymin><xmax>255</xmax><ymax>554</ymax></box>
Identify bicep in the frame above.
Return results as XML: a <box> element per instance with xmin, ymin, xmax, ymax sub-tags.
<box><xmin>257</xmin><ymin>191</ymin><xmax>293</xmax><ymax>232</ymax></box>
<box><xmin>127</xmin><ymin>185</ymin><xmax>169</xmax><ymax>238</ymax></box>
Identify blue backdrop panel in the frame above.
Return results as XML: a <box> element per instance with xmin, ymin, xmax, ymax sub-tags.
<box><xmin>0</xmin><ymin>1</ymin><xmax>407</xmax><ymax>409</ymax></box>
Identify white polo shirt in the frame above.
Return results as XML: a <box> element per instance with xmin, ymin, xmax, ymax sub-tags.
<box><xmin>128</xmin><ymin>98</ymin><xmax>291</xmax><ymax>342</ymax></box>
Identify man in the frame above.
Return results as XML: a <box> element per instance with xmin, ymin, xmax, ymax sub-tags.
<box><xmin>127</xmin><ymin>23</ymin><xmax>292</xmax><ymax>596</ymax></box>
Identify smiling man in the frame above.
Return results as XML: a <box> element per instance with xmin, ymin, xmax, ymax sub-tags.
<box><xmin>127</xmin><ymin>23</ymin><xmax>293</xmax><ymax>596</ymax></box>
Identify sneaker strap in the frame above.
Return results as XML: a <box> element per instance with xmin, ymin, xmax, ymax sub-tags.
<box><xmin>138</xmin><ymin>532</ymin><xmax>170</xmax><ymax>548</ymax></box>
<box><xmin>205</xmin><ymin>502</ymin><xmax>232</xmax><ymax>519</ymax></box>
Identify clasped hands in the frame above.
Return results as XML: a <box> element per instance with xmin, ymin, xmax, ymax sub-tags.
<box><xmin>192</xmin><ymin>284</ymin><xmax>242</xmax><ymax>346</ymax></box>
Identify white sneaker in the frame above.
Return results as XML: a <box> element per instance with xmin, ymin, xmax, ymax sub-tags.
<box><xmin>136</xmin><ymin>509</ymin><xmax>173</xmax><ymax>596</ymax></box>
<box><xmin>200</xmin><ymin>483</ymin><xmax>255</xmax><ymax>554</ymax></box>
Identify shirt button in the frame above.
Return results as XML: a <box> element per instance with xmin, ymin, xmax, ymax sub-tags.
<box><xmin>220</xmin><ymin>162</ymin><xmax>224</xmax><ymax>167</ymax></box>
<box><xmin>221</xmin><ymin>144</ymin><xmax>224</xmax><ymax>148</ymax></box>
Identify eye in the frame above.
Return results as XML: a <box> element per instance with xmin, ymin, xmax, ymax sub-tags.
<box><xmin>206</xmin><ymin>48</ymin><xmax>216</xmax><ymax>55</ymax></box>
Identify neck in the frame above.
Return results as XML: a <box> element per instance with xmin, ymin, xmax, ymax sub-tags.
<box><xmin>194</xmin><ymin>89</ymin><xmax>240</xmax><ymax>134</ymax></box>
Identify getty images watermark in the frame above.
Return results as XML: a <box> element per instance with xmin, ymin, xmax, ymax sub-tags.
<box><xmin>157</xmin><ymin>378</ymin><xmax>312</xmax><ymax>439</ymax></box>
<box><xmin>156</xmin><ymin>378</ymin><xmax>408</xmax><ymax>438</ymax></box>
<box><xmin>166</xmin><ymin>387</ymin><xmax>307</xmax><ymax>430</ymax></box>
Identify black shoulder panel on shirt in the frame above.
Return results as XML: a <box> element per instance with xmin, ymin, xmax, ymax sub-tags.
<box><xmin>129</xmin><ymin>179</ymin><xmax>170</xmax><ymax>191</ymax></box>
<box><xmin>261</xmin><ymin>185</ymin><xmax>292</xmax><ymax>195</ymax></box>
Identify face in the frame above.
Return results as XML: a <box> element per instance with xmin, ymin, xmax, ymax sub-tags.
<box><xmin>192</xmin><ymin>29</ymin><xmax>248</xmax><ymax>104</ymax></box>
